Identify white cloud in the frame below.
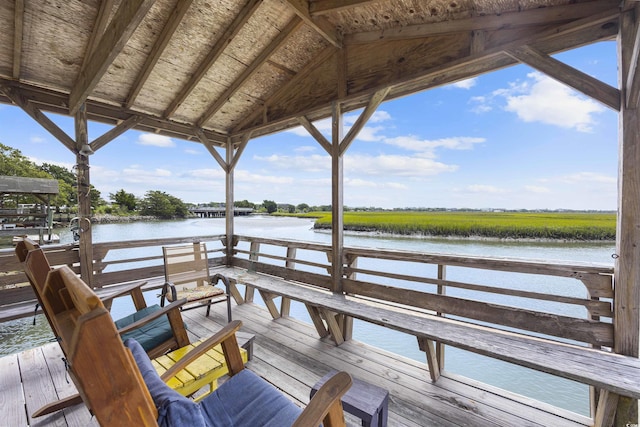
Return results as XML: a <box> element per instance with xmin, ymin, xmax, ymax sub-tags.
<box><xmin>137</xmin><ymin>133</ymin><xmax>175</xmax><ymax>147</ymax></box>
<box><xmin>558</xmin><ymin>172</ymin><xmax>616</xmax><ymax>184</ymax></box>
<box><xmin>294</xmin><ymin>145</ymin><xmax>317</xmax><ymax>153</ymax></box>
<box><xmin>503</xmin><ymin>72</ymin><xmax>604</xmax><ymax>132</ymax></box>
<box><xmin>383</xmin><ymin>135</ymin><xmax>485</xmax><ymax>153</ymax></box>
<box><xmin>450</xmin><ymin>78</ymin><xmax>477</xmax><ymax>89</ymax></box>
<box><xmin>346</xmin><ymin>154</ymin><xmax>457</xmax><ymax>177</ymax></box>
<box><xmin>253</xmin><ymin>154</ymin><xmax>330</xmax><ymax>172</ymax></box>
<box><xmin>184</xmin><ymin>148</ymin><xmax>201</xmax><ymax>155</ymax></box>
<box><xmin>470</xmin><ymin>72</ymin><xmax>605</xmax><ymax>132</ymax></box>
<box><xmin>525</xmin><ymin>185</ymin><xmax>551</xmax><ymax>193</ymax></box>
<box><xmin>369</xmin><ymin>110</ymin><xmax>392</xmax><ymax>123</ymax></box>
<box><xmin>30</xmin><ymin>136</ymin><xmax>46</xmax><ymax>143</ymax></box>
<box><xmin>465</xmin><ymin>184</ymin><xmax>507</xmax><ymax>194</ymax></box>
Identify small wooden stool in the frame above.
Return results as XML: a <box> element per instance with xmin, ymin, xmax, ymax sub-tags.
<box><xmin>311</xmin><ymin>370</ymin><xmax>389</xmax><ymax>427</ymax></box>
<box><xmin>152</xmin><ymin>333</ymin><xmax>254</xmax><ymax>402</ymax></box>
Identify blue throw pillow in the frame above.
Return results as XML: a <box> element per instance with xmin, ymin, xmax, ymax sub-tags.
<box><xmin>125</xmin><ymin>338</ymin><xmax>206</xmax><ymax>427</ymax></box>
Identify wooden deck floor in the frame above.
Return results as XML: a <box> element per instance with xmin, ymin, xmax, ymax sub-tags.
<box><xmin>0</xmin><ymin>302</ymin><xmax>593</xmax><ymax>427</ymax></box>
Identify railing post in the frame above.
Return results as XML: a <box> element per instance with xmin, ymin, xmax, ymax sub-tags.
<box><xmin>436</xmin><ymin>264</ymin><xmax>446</xmax><ymax>370</ymax></box>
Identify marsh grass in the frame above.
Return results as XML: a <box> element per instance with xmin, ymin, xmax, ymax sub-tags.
<box><xmin>290</xmin><ymin>211</ymin><xmax>615</xmax><ymax>240</ymax></box>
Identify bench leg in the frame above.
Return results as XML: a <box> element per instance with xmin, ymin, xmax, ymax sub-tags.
<box><xmin>417</xmin><ymin>337</ymin><xmax>441</xmax><ymax>382</ymax></box>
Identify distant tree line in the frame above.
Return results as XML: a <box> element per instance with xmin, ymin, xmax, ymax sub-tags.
<box><xmin>1</xmin><ymin>143</ymin><xmax>354</xmax><ymax>219</ymax></box>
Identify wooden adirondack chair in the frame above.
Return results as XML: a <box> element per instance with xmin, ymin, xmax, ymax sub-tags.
<box><xmin>14</xmin><ymin>238</ymin><xmax>191</xmax><ymax>417</ymax></box>
<box><xmin>48</xmin><ymin>264</ymin><xmax>352</xmax><ymax>426</ymax></box>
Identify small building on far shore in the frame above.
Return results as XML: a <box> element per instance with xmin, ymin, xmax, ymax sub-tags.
<box><xmin>0</xmin><ymin>176</ymin><xmax>59</xmax><ymax>244</ymax></box>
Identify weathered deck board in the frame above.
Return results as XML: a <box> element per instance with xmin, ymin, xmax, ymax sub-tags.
<box><xmin>0</xmin><ymin>353</ymin><xmax>27</xmax><ymax>426</ymax></box>
<box><xmin>0</xmin><ymin>301</ymin><xmax>592</xmax><ymax>427</ymax></box>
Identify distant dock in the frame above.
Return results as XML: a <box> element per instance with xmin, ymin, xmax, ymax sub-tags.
<box><xmin>189</xmin><ymin>207</ymin><xmax>253</xmax><ymax>218</ymax></box>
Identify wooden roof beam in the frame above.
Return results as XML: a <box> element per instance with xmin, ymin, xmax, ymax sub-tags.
<box><xmin>81</xmin><ymin>0</ymin><xmax>114</xmax><ymax>70</ymax></box>
<box><xmin>232</xmin><ymin>46</ymin><xmax>337</xmax><ymax>134</ymax></box>
<box><xmin>506</xmin><ymin>45</ymin><xmax>620</xmax><ymax>111</ymax></box>
<box><xmin>284</xmin><ymin>0</ymin><xmax>342</xmax><ymax>48</ymax></box>
<box><xmin>298</xmin><ymin>116</ymin><xmax>331</xmax><ymax>154</ymax></box>
<box><xmin>197</xmin><ymin>17</ymin><xmax>303</xmax><ymax>127</ymax></box>
<box><xmin>12</xmin><ymin>0</ymin><xmax>24</xmax><ymax>79</ymax></box>
<box><xmin>90</xmin><ymin>115</ymin><xmax>145</xmax><ymax>151</ymax></box>
<box><xmin>340</xmin><ymin>87</ymin><xmax>389</xmax><ymax>155</ymax></box>
<box><xmin>235</xmin><ymin>13</ymin><xmax>618</xmax><ymax>138</ymax></box>
<box><xmin>310</xmin><ymin>0</ymin><xmax>380</xmax><ymax>15</ymax></box>
<box><xmin>345</xmin><ymin>0</ymin><xmax>619</xmax><ymax>44</ymax></box>
<box><xmin>69</xmin><ymin>0</ymin><xmax>155</xmax><ymax>115</ymax></box>
<box><xmin>624</xmin><ymin>6</ymin><xmax>640</xmax><ymax>109</ymax></box>
<box><xmin>126</xmin><ymin>0</ymin><xmax>194</xmax><ymax>109</ymax></box>
<box><xmin>197</xmin><ymin>129</ymin><xmax>228</xmax><ymax>172</ymax></box>
<box><xmin>163</xmin><ymin>0</ymin><xmax>262</xmax><ymax>118</ymax></box>
<box><xmin>0</xmin><ymin>84</ymin><xmax>75</xmax><ymax>152</ymax></box>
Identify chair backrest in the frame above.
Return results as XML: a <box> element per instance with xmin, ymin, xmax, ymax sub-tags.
<box><xmin>163</xmin><ymin>242</ymin><xmax>210</xmax><ymax>287</ymax></box>
<box><xmin>46</xmin><ymin>265</ymin><xmax>158</xmax><ymax>426</ymax></box>
<box><xmin>15</xmin><ymin>239</ymin><xmax>60</xmax><ymax>336</ymax></box>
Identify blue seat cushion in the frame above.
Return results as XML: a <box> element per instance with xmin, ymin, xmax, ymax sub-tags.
<box><xmin>125</xmin><ymin>338</ymin><xmax>206</xmax><ymax>427</ymax></box>
<box><xmin>117</xmin><ymin>305</ymin><xmax>175</xmax><ymax>352</ymax></box>
<box><xmin>200</xmin><ymin>369</ymin><xmax>302</xmax><ymax>427</ymax></box>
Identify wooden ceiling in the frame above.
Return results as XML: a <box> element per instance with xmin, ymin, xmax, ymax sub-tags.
<box><xmin>0</xmin><ymin>0</ymin><xmax>629</xmax><ymax>148</ymax></box>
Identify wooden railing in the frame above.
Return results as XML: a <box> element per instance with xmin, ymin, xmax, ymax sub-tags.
<box><xmin>1</xmin><ymin>235</ymin><xmax>614</xmax><ymax>349</ymax></box>
<box><xmin>228</xmin><ymin>235</ymin><xmax>614</xmax><ymax>349</ymax></box>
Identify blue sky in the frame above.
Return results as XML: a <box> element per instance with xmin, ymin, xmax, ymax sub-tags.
<box><xmin>0</xmin><ymin>41</ymin><xmax>618</xmax><ymax>210</ymax></box>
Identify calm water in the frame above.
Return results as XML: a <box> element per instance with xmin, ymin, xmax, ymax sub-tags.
<box><xmin>1</xmin><ymin>216</ymin><xmax>616</xmax><ymax>416</ymax></box>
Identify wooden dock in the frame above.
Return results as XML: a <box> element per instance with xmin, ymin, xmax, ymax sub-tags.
<box><xmin>0</xmin><ymin>302</ymin><xmax>593</xmax><ymax>427</ymax></box>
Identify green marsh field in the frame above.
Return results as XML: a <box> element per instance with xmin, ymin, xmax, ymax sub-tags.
<box><xmin>289</xmin><ymin>211</ymin><xmax>616</xmax><ymax>241</ymax></box>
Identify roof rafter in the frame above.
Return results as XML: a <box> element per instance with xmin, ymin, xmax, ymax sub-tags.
<box><xmin>69</xmin><ymin>0</ymin><xmax>155</xmax><ymax>115</ymax></box>
<box><xmin>284</xmin><ymin>0</ymin><xmax>342</xmax><ymax>48</ymax></box>
<box><xmin>506</xmin><ymin>45</ymin><xmax>620</xmax><ymax>110</ymax></box>
<box><xmin>345</xmin><ymin>0</ymin><xmax>620</xmax><ymax>44</ymax></box>
<box><xmin>12</xmin><ymin>0</ymin><xmax>24</xmax><ymax>79</ymax></box>
<box><xmin>0</xmin><ymin>79</ymin><xmax>228</xmax><ymax>144</ymax></box>
<box><xmin>197</xmin><ymin>17</ymin><xmax>304</xmax><ymax>127</ymax></box>
<box><xmin>163</xmin><ymin>0</ymin><xmax>262</xmax><ymax>118</ymax></box>
<box><xmin>234</xmin><ymin>10</ymin><xmax>619</xmax><ymax>137</ymax></box>
<box><xmin>232</xmin><ymin>45</ymin><xmax>337</xmax><ymax>133</ymax></box>
<box><xmin>81</xmin><ymin>0</ymin><xmax>114</xmax><ymax>70</ymax></box>
<box><xmin>310</xmin><ymin>0</ymin><xmax>380</xmax><ymax>15</ymax></box>
<box><xmin>125</xmin><ymin>0</ymin><xmax>195</xmax><ymax>109</ymax></box>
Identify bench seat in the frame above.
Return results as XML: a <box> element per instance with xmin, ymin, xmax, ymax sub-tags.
<box><xmin>213</xmin><ymin>266</ymin><xmax>640</xmax><ymax>401</ymax></box>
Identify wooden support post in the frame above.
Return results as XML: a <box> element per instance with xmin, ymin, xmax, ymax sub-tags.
<box><xmin>342</xmin><ymin>253</ymin><xmax>357</xmax><ymax>341</ymax></box>
<box><xmin>436</xmin><ymin>264</ymin><xmax>446</xmax><ymax>370</ymax></box>
<box><xmin>331</xmin><ymin>102</ymin><xmax>344</xmax><ymax>293</ymax></box>
<box><xmin>614</xmin><ymin>9</ymin><xmax>640</xmax><ymax>426</ymax></box>
<box><xmin>225</xmin><ymin>137</ymin><xmax>234</xmax><ymax>267</ymax></box>
<box><xmin>282</xmin><ymin>247</ymin><xmax>296</xmax><ymax>316</ymax></box>
<box><xmin>75</xmin><ymin>103</ymin><xmax>93</xmax><ymax>286</ymax></box>
<box><xmin>244</xmin><ymin>241</ymin><xmax>259</xmax><ymax>302</ymax></box>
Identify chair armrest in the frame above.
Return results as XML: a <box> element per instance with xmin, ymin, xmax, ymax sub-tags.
<box><xmin>100</xmin><ymin>281</ymin><xmax>148</xmax><ymax>311</ymax></box>
<box><xmin>116</xmin><ymin>299</ymin><xmax>187</xmax><ymax>335</ymax></box>
<box><xmin>211</xmin><ymin>273</ymin><xmax>231</xmax><ymax>294</ymax></box>
<box><xmin>292</xmin><ymin>372</ymin><xmax>352</xmax><ymax>427</ymax></box>
<box><xmin>162</xmin><ymin>281</ymin><xmax>178</xmax><ymax>302</ymax></box>
<box><xmin>160</xmin><ymin>320</ymin><xmax>244</xmax><ymax>382</ymax></box>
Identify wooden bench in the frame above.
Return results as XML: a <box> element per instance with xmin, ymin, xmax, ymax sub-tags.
<box><xmin>213</xmin><ymin>266</ymin><xmax>640</xmax><ymax>424</ymax></box>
